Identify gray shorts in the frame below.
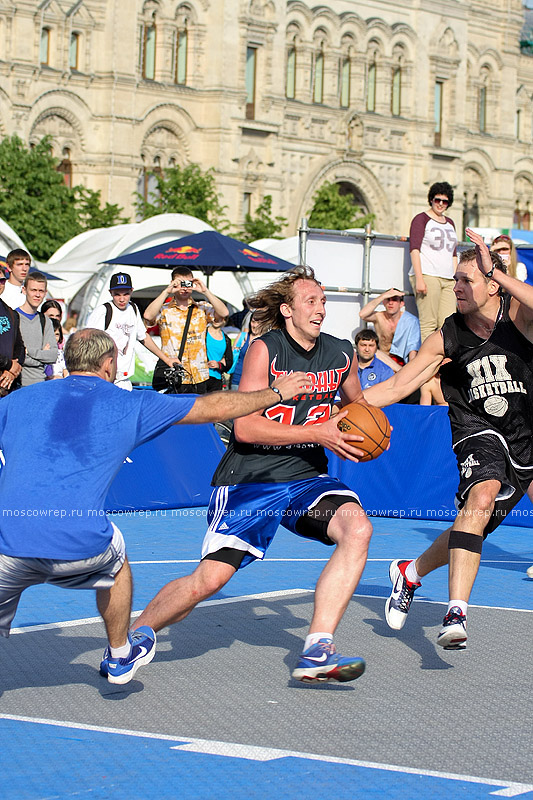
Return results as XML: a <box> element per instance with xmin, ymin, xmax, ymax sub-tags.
<box><xmin>0</xmin><ymin>524</ymin><xmax>126</xmax><ymax>637</ymax></box>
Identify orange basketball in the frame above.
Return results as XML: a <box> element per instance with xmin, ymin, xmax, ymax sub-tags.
<box><xmin>336</xmin><ymin>401</ymin><xmax>391</xmax><ymax>462</ymax></box>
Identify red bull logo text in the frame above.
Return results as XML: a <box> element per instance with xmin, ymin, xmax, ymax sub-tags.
<box><xmin>239</xmin><ymin>248</ymin><xmax>277</xmax><ymax>265</ymax></box>
<box><xmin>155</xmin><ymin>246</ymin><xmax>202</xmax><ymax>260</ymax></box>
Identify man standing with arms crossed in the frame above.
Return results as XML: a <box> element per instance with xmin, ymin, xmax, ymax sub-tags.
<box><xmin>364</xmin><ymin>229</ymin><xmax>533</xmax><ymax>648</ymax></box>
<box><xmin>0</xmin><ymin>328</ymin><xmax>307</xmax><ymax>684</ymax></box>
<box><xmin>132</xmin><ymin>266</ymin><xmax>374</xmax><ymax>684</ymax></box>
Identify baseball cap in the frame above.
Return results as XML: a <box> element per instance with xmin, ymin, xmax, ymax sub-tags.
<box><xmin>110</xmin><ymin>272</ymin><xmax>133</xmax><ymax>290</ymax></box>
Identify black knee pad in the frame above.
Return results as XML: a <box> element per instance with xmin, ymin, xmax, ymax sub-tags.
<box><xmin>448</xmin><ymin>530</ymin><xmax>483</xmax><ymax>554</ymax></box>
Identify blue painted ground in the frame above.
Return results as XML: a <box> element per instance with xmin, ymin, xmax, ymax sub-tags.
<box><xmin>2</xmin><ymin>716</ymin><xmax>526</xmax><ymax>800</ymax></box>
<box><xmin>10</xmin><ymin>513</ymin><xmax>533</xmax><ymax>628</ymax></box>
<box><xmin>2</xmin><ymin>513</ymin><xmax>532</xmax><ymax>799</ymax></box>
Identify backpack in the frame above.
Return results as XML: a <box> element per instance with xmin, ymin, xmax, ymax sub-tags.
<box><xmin>103</xmin><ymin>301</ymin><xmax>140</xmax><ymax>330</ymax></box>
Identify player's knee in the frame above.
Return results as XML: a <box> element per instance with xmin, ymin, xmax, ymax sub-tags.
<box><xmin>329</xmin><ymin>506</ymin><xmax>372</xmax><ymax>547</ymax></box>
<box><xmin>194</xmin><ymin>561</ymin><xmax>232</xmax><ymax>598</ymax></box>
<box><xmin>467</xmin><ymin>481</ymin><xmax>500</xmax><ymax>513</ymax></box>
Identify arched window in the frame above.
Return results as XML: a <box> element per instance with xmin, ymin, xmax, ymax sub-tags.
<box><xmin>313</xmin><ymin>47</ymin><xmax>324</xmax><ymax>104</ymax></box>
<box><xmin>175</xmin><ymin>24</ymin><xmax>188</xmax><ymax>84</ymax></box>
<box><xmin>40</xmin><ymin>27</ymin><xmax>50</xmax><ymax>65</ymax></box>
<box><xmin>366</xmin><ymin>62</ymin><xmax>376</xmax><ymax>112</ymax></box>
<box><xmin>286</xmin><ymin>46</ymin><xmax>296</xmax><ymax>99</ymax></box>
<box><xmin>434</xmin><ymin>80</ymin><xmax>443</xmax><ymax>146</ymax></box>
<box><xmin>69</xmin><ymin>33</ymin><xmax>80</xmax><ymax>70</ymax></box>
<box><xmin>245</xmin><ymin>46</ymin><xmax>257</xmax><ymax>119</ymax></box>
<box><xmin>479</xmin><ymin>85</ymin><xmax>487</xmax><ymax>133</ymax></box>
<box><xmin>391</xmin><ymin>67</ymin><xmax>401</xmax><ymax>116</ymax></box>
<box><xmin>58</xmin><ymin>148</ymin><xmax>72</xmax><ymax>188</ymax></box>
<box><xmin>340</xmin><ymin>57</ymin><xmax>351</xmax><ymax>108</ymax></box>
<box><xmin>141</xmin><ymin>22</ymin><xmax>156</xmax><ymax>79</ymax></box>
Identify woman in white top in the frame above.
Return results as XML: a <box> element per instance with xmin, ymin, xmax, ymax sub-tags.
<box><xmin>409</xmin><ymin>181</ymin><xmax>457</xmax><ymax>342</ymax></box>
<box><xmin>490</xmin><ymin>234</ymin><xmax>528</xmax><ymax>282</ymax></box>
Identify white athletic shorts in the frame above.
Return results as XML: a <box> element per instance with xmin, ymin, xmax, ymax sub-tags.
<box><xmin>0</xmin><ymin>523</ymin><xmax>126</xmax><ymax>637</ymax></box>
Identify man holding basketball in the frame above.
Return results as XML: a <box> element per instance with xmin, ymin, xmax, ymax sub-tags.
<box><xmin>131</xmin><ymin>266</ymin><xmax>375</xmax><ymax>683</ymax></box>
<box><xmin>364</xmin><ymin>229</ymin><xmax>533</xmax><ymax>649</ymax></box>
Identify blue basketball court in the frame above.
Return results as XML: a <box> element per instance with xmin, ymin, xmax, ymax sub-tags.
<box><xmin>1</xmin><ymin>512</ymin><xmax>531</xmax><ymax>799</ymax></box>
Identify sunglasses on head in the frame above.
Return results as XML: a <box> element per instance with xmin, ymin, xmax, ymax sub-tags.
<box><xmin>433</xmin><ymin>197</ymin><xmax>450</xmax><ymax>206</ymax></box>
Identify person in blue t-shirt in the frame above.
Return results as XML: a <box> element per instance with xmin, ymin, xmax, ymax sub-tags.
<box><xmin>0</xmin><ymin>328</ymin><xmax>307</xmax><ymax>685</ymax></box>
<box><xmin>355</xmin><ymin>329</ymin><xmax>395</xmax><ymax>389</ymax></box>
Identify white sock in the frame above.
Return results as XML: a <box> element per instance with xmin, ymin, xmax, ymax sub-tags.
<box><xmin>405</xmin><ymin>560</ymin><xmax>421</xmax><ymax>584</ymax></box>
<box><xmin>304</xmin><ymin>632</ymin><xmax>333</xmax><ymax>651</ymax></box>
<box><xmin>110</xmin><ymin>641</ymin><xmax>131</xmax><ymax>659</ymax></box>
<box><xmin>448</xmin><ymin>600</ymin><xmax>468</xmax><ymax>617</ymax></box>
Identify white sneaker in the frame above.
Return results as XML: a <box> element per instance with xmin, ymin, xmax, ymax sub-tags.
<box><xmin>527</xmin><ymin>565</ymin><xmax>533</xmax><ymax>579</ymax></box>
<box><xmin>384</xmin><ymin>559</ymin><xmax>421</xmax><ymax>630</ymax></box>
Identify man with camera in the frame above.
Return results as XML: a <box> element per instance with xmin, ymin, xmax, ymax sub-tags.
<box><xmin>144</xmin><ymin>267</ymin><xmax>229</xmax><ymax>394</ymax></box>
<box><xmin>87</xmin><ymin>272</ymin><xmax>176</xmax><ymax>391</ymax></box>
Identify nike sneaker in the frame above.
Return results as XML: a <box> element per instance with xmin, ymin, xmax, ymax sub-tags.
<box><xmin>291</xmin><ymin>639</ymin><xmax>365</xmax><ymax>683</ymax></box>
<box><xmin>385</xmin><ymin>559</ymin><xmax>421</xmax><ymax>630</ymax></box>
<box><xmin>437</xmin><ymin>607</ymin><xmax>467</xmax><ymax>650</ymax></box>
<box><xmin>100</xmin><ymin>626</ymin><xmax>156</xmax><ymax>684</ymax></box>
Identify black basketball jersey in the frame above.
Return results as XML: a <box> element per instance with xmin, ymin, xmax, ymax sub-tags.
<box><xmin>212</xmin><ymin>328</ymin><xmax>354</xmax><ymax>485</ymax></box>
<box><xmin>440</xmin><ymin>293</ymin><xmax>533</xmax><ymax>467</ymax></box>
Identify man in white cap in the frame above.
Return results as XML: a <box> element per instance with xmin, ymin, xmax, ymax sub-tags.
<box><xmin>87</xmin><ymin>272</ymin><xmax>177</xmax><ymax>390</ymax></box>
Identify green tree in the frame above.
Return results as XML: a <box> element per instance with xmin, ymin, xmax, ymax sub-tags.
<box><xmin>0</xmin><ymin>135</ymin><xmax>79</xmax><ymax>261</ymax></box>
<box><xmin>235</xmin><ymin>195</ymin><xmax>287</xmax><ymax>243</ymax></box>
<box><xmin>135</xmin><ymin>163</ymin><xmax>229</xmax><ymax>230</ymax></box>
<box><xmin>75</xmin><ymin>186</ymin><xmax>129</xmax><ymax>230</ymax></box>
<box><xmin>0</xmin><ymin>135</ymin><xmax>128</xmax><ymax>261</ymax></box>
<box><xmin>308</xmin><ymin>181</ymin><xmax>374</xmax><ymax>231</ymax></box>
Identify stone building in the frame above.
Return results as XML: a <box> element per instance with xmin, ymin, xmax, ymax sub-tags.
<box><xmin>1</xmin><ymin>0</ymin><xmax>533</xmax><ymax>239</ymax></box>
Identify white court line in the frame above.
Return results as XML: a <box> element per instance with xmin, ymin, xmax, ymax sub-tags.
<box><xmin>0</xmin><ymin>713</ymin><xmax>530</xmax><ymax>797</ymax></box>
<box><xmin>129</xmin><ymin>558</ymin><xmax>531</xmax><ymax>564</ymax></box>
<box><xmin>9</xmin><ymin>587</ymin><xmax>532</xmax><ymax>636</ymax></box>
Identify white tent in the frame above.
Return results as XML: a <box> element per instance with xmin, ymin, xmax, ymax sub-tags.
<box><xmin>0</xmin><ymin>216</ymin><xmax>31</xmax><ymax>256</ymax></box>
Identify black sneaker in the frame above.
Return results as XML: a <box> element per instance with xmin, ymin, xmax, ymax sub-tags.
<box><xmin>437</xmin><ymin>607</ymin><xmax>467</xmax><ymax>650</ymax></box>
<box><xmin>385</xmin><ymin>559</ymin><xmax>421</xmax><ymax>630</ymax></box>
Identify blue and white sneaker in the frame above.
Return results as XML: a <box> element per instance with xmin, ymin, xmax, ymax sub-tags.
<box><xmin>291</xmin><ymin>639</ymin><xmax>365</xmax><ymax>683</ymax></box>
<box><xmin>437</xmin><ymin>607</ymin><xmax>467</xmax><ymax>650</ymax></box>
<box><xmin>100</xmin><ymin>626</ymin><xmax>156</xmax><ymax>684</ymax></box>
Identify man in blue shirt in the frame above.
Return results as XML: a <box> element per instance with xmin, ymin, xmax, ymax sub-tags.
<box><xmin>355</xmin><ymin>329</ymin><xmax>394</xmax><ymax>389</ymax></box>
<box><xmin>0</xmin><ymin>328</ymin><xmax>307</xmax><ymax>684</ymax></box>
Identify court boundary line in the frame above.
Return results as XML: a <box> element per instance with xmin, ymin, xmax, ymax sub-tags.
<box><xmin>129</xmin><ymin>558</ymin><xmax>532</xmax><ymax>565</ymax></box>
<box><xmin>9</xmin><ymin>587</ymin><xmax>532</xmax><ymax>636</ymax></box>
<box><xmin>0</xmin><ymin>713</ymin><xmax>530</xmax><ymax>797</ymax></box>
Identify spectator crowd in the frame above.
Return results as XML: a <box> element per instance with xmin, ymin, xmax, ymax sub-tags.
<box><xmin>0</xmin><ymin>192</ymin><xmax>528</xmax><ymax>404</ymax></box>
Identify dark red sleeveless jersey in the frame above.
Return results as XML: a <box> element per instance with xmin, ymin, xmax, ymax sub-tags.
<box><xmin>440</xmin><ymin>293</ymin><xmax>533</xmax><ymax>467</ymax></box>
<box><xmin>212</xmin><ymin>328</ymin><xmax>354</xmax><ymax>485</ymax></box>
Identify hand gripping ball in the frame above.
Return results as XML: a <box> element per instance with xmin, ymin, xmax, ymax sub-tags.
<box><xmin>336</xmin><ymin>402</ymin><xmax>391</xmax><ymax>462</ymax></box>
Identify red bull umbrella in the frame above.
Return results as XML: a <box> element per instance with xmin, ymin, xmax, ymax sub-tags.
<box><xmin>104</xmin><ymin>231</ymin><xmax>295</xmax><ymax>274</ymax></box>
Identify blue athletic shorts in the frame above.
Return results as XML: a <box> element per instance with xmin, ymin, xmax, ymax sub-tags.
<box><xmin>202</xmin><ymin>475</ymin><xmax>361</xmax><ymax>569</ymax></box>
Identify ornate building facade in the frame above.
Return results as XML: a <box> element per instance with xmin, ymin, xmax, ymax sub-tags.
<box><xmin>1</xmin><ymin>0</ymin><xmax>533</xmax><ymax>239</ymax></box>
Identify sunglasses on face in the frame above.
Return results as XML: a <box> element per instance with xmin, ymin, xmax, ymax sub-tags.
<box><xmin>0</xmin><ymin>277</ymin><xmax>6</xmax><ymax>283</ymax></box>
<box><xmin>433</xmin><ymin>197</ymin><xmax>450</xmax><ymax>206</ymax></box>
<box><xmin>179</xmin><ymin>280</ymin><xmax>194</xmax><ymax>288</ymax></box>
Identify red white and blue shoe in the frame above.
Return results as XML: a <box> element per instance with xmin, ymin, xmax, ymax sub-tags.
<box><xmin>291</xmin><ymin>639</ymin><xmax>365</xmax><ymax>683</ymax></box>
<box><xmin>385</xmin><ymin>559</ymin><xmax>421</xmax><ymax>630</ymax></box>
<box><xmin>100</xmin><ymin>626</ymin><xmax>156</xmax><ymax>684</ymax></box>
<box><xmin>437</xmin><ymin>607</ymin><xmax>467</xmax><ymax>650</ymax></box>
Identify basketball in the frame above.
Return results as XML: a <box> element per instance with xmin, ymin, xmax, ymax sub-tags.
<box><xmin>337</xmin><ymin>401</ymin><xmax>391</xmax><ymax>462</ymax></box>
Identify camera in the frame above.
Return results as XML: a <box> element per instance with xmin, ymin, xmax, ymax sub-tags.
<box><xmin>163</xmin><ymin>364</ymin><xmax>188</xmax><ymax>391</ymax></box>
<box><xmin>180</xmin><ymin>280</ymin><xmax>194</xmax><ymax>288</ymax></box>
